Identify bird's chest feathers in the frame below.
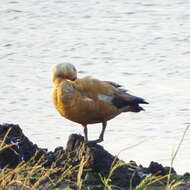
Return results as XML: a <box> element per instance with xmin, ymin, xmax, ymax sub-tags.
<box><xmin>52</xmin><ymin>82</ymin><xmax>74</xmax><ymax>114</ymax></box>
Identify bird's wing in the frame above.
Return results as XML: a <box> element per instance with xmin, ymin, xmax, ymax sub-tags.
<box><xmin>104</xmin><ymin>81</ymin><xmax>123</xmax><ymax>88</ymax></box>
<box><xmin>73</xmin><ymin>77</ymin><xmax>148</xmax><ymax>111</ymax></box>
<box><xmin>104</xmin><ymin>80</ymin><xmax>128</xmax><ymax>93</ymax></box>
<box><xmin>73</xmin><ymin>77</ymin><xmax>116</xmax><ymax>101</ymax></box>
<box><xmin>104</xmin><ymin>81</ymin><xmax>148</xmax><ymax>111</ymax></box>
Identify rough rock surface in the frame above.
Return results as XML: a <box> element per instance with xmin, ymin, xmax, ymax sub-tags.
<box><xmin>0</xmin><ymin>123</ymin><xmax>188</xmax><ymax>190</ymax></box>
<box><xmin>0</xmin><ymin>123</ymin><xmax>38</xmax><ymax>168</ymax></box>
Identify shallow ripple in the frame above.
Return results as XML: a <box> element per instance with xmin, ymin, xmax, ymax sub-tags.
<box><xmin>0</xmin><ymin>0</ymin><xmax>190</xmax><ymax>174</ymax></box>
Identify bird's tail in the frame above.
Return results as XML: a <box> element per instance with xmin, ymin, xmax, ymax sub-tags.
<box><xmin>113</xmin><ymin>92</ymin><xmax>148</xmax><ymax>112</ymax></box>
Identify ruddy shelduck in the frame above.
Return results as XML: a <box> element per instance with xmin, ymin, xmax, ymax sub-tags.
<box><xmin>51</xmin><ymin>63</ymin><xmax>148</xmax><ymax>144</ymax></box>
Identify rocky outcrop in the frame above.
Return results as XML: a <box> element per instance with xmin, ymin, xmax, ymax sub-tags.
<box><xmin>0</xmin><ymin>123</ymin><xmax>38</xmax><ymax>168</ymax></box>
<box><xmin>0</xmin><ymin>123</ymin><xmax>188</xmax><ymax>190</ymax></box>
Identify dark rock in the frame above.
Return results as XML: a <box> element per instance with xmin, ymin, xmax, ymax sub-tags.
<box><xmin>0</xmin><ymin>123</ymin><xmax>39</xmax><ymax>168</ymax></box>
<box><xmin>183</xmin><ymin>172</ymin><xmax>190</xmax><ymax>179</ymax></box>
<box><xmin>147</xmin><ymin>161</ymin><xmax>176</xmax><ymax>176</ymax></box>
<box><xmin>0</xmin><ymin>123</ymin><xmax>186</xmax><ymax>190</ymax></box>
<box><xmin>65</xmin><ymin>134</ymin><xmax>141</xmax><ymax>188</ymax></box>
<box><xmin>0</xmin><ymin>145</ymin><xmax>20</xmax><ymax>169</ymax></box>
<box><xmin>66</xmin><ymin>133</ymin><xmax>85</xmax><ymax>152</ymax></box>
<box><xmin>54</xmin><ymin>146</ymin><xmax>64</xmax><ymax>152</ymax></box>
<box><xmin>164</xmin><ymin>166</ymin><xmax>176</xmax><ymax>175</ymax></box>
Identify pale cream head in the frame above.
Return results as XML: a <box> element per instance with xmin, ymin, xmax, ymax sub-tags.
<box><xmin>51</xmin><ymin>63</ymin><xmax>77</xmax><ymax>82</ymax></box>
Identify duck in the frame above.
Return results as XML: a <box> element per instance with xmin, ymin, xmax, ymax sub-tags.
<box><xmin>51</xmin><ymin>63</ymin><xmax>148</xmax><ymax>144</ymax></box>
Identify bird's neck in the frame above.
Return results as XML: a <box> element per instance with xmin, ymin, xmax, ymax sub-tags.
<box><xmin>53</xmin><ymin>77</ymin><xmax>65</xmax><ymax>85</ymax></box>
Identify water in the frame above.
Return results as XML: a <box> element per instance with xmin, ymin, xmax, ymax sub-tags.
<box><xmin>1</xmin><ymin>0</ymin><xmax>190</xmax><ymax>174</ymax></box>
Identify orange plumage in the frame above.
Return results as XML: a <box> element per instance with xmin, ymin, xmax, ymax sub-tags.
<box><xmin>51</xmin><ymin>63</ymin><xmax>148</xmax><ymax>144</ymax></box>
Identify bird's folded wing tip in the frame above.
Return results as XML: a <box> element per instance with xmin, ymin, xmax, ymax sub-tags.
<box><xmin>143</xmin><ymin>101</ymin><xmax>149</xmax><ymax>104</ymax></box>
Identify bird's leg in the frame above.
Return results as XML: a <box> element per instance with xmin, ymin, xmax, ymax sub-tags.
<box><xmin>86</xmin><ymin>121</ymin><xmax>107</xmax><ymax>145</ymax></box>
<box><xmin>98</xmin><ymin>121</ymin><xmax>107</xmax><ymax>142</ymax></box>
<box><xmin>83</xmin><ymin>125</ymin><xmax>88</xmax><ymax>142</ymax></box>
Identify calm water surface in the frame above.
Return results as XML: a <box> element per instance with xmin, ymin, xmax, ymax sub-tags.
<box><xmin>0</xmin><ymin>0</ymin><xmax>190</xmax><ymax>174</ymax></box>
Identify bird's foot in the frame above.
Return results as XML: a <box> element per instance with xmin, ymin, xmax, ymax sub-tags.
<box><xmin>85</xmin><ymin>138</ymin><xmax>103</xmax><ymax>146</ymax></box>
